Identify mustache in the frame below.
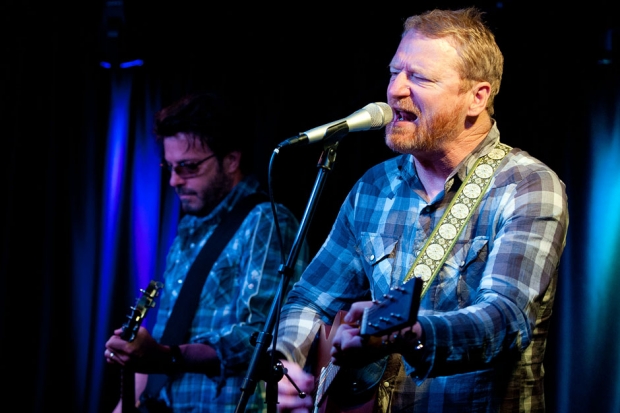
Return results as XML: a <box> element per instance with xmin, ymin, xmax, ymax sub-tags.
<box><xmin>176</xmin><ymin>188</ymin><xmax>196</xmax><ymax>196</ymax></box>
<box><xmin>390</xmin><ymin>100</ymin><xmax>419</xmax><ymax>115</ymax></box>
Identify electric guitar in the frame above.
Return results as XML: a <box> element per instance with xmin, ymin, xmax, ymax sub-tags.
<box><xmin>313</xmin><ymin>277</ymin><xmax>423</xmax><ymax>413</ymax></box>
<box><xmin>119</xmin><ymin>280</ymin><xmax>163</xmax><ymax>413</ymax></box>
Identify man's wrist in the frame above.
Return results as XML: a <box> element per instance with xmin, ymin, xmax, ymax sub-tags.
<box><xmin>166</xmin><ymin>345</ymin><xmax>183</xmax><ymax>374</ymax></box>
<box><xmin>366</xmin><ymin>323</ymin><xmax>425</xmax><ymax>356</ymax></box>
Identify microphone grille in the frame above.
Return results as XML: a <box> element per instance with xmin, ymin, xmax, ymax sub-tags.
<box><xmin>365</xmin><ymin>102</ymin><xmax>393</xmax><ymax>129</ymax></box>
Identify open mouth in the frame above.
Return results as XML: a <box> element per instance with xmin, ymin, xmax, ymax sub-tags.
<box><xmin>394</xmin><ymin>109</ymin><xmax>418</xmax><ymax>122</ymax></box>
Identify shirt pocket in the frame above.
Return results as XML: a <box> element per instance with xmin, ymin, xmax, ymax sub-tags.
<box><xmin>434</xmin><ymin>236</ymin><xmax>489</xmax><ymax>309</ymax></box>
<box><xmin>359</xmin><ymin>232</ymin><xmax>400</xmax><ymax>297</ymax></box>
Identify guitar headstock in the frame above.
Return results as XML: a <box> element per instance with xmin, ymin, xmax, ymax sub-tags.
<box><xmin>359</xmin><ymin>277</ymin><xmax>423</xmax><ymax>337</ymax></box>
<box><xmin>120</xmin><ymin>280</ymin><xmax>163</xmax><ymax>342</ymax></box>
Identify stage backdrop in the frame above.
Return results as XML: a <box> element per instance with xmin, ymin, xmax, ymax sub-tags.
<box><xmin>1</xmin><ymin>1</ymin><xmax>619</xmax><ymax>412</ymax></box>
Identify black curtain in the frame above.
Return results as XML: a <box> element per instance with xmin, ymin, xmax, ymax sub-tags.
<box><xmin>2</xmin><ymin>1</ymin><xmax>619</xmax><ymax>412</ymax></box>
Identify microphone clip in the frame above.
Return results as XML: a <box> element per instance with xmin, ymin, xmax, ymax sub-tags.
<box><xmin>278</xmin><ymin>120</ymin><xmax>349</xmax><ymax>150</ymax></box>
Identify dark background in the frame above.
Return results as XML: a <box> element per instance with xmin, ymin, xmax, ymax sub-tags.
<box><xmin>2</xmin><ymin>1</ymin><xmax>619</xmax><ymax>412</ymax></box>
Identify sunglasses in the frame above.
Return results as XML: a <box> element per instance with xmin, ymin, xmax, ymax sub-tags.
<box><xmin>160</xmin><ymin>154</ymin><xmax>217</xmax><ymax>178</ymax></box>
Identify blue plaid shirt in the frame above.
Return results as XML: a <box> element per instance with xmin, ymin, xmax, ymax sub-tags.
<box><xmin>277</xmin><ymin>123</ymin><xmax>569</xmax><ymax>413</ymax></box>
<box><xmin>151</xmin><ymin>175</ymin><xmax>309</xmax><ymax>412</ymax></box>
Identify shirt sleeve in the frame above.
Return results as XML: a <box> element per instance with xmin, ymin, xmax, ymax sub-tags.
<box><xmin>277</xmin><ymin>189</ymin><xmax>372</xmax><ymax>368</ymax></box>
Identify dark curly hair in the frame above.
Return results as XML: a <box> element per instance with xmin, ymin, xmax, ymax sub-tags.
<box><xmin>153</xmin><ymin>91</ymin><xmax>252</xmax><ymax>175</ymax></box>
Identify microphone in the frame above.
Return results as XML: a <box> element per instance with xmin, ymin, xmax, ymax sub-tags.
<box><xmin>276</xmin><ymin>102</ymin><xmax>393</xmax><ymax>149</ymax></box>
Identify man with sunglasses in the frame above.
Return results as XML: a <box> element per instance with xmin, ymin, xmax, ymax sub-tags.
<box><xmin>104</xmin><ymin>91</ymin><xmax>309</xmax><ymax>412</ymax></box>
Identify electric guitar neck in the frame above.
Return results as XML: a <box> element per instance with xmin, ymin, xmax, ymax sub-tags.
<box><xmin>119</xmin><ymin>280</ymin><xmax>163</xmax><ymax>413</ymax></box>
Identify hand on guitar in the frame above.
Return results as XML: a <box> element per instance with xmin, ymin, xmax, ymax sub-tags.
<box><xmin>275</xmin><ymin>359</ymin><xmax>315</xmax><ymax>413</ymax></box>
<box><xmin>330</xmin><ymin>302</ymin><xmax>382</xmax><ymax>368</ymax></box>
<box><xmin>331</xmin><ymin>301</ymin><xmax>424</xmax><ymax>367</ymax></box>
<box><xmin>105</xmin><ymin>326</ymin><xmax>172</xmax><ymax>373</ymax></box>
<box><xmin>105</xmin><ymin>326</ymin><xmax>160</xmax><ymax>413</ymax></box>
<box><xmin>276</xmin><ymin>290</ymin><xmax>425</xmax><ymax>413</ymax></box>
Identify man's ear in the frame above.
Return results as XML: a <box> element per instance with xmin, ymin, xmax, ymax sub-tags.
<box><xmin>467</xmin><ymin>82</ymin><xmax>491</xmax><ymax>116</ymax></box>
<box><xmin>223</xmin><ymin>150</ymin><xmax>242</xmax><ymax>173</ymax></box>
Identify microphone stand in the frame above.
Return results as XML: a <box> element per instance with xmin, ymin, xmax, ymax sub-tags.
<box><xmin>235</xmin><ymin>137</ymin><xmax>344</xmax><ymax>413</ymax></box>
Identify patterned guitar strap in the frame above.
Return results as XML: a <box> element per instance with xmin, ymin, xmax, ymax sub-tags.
<box><xmin>403</xmin><ymin>141</ymin><xmax>511</xmax><ymax>294</ymax></box>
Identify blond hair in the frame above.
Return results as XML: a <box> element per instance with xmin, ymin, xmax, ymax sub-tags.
<box><xmin>404</xmin><ymin>8</ymin><xmax>504</xmax><ymax>115</ymax></box>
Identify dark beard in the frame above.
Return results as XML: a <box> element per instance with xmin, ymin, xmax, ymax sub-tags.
<box><xmin>181</xmin><ymin>165</ymin><xmax>233</xmax><ymax>216</ymax></box>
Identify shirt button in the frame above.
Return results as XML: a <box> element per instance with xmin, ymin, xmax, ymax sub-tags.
<box><xmin>368</xmin><ymin>254</ymin><xmax>375</xmax><ymax>261</ymax></box>
<box><xmin>190</xmin><ymin>243</ymin><xmax>195</xmax><ymax>248</ymax></box>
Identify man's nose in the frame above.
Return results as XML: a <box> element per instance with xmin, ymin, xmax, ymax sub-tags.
<box><xmin>387</xmin><ymin>71</ymin><xmax>410</xmax><ymax>98</ymax></box>
<box><xmin>169</xmin><ymin>170</ymin><xmax>186</xmax><ymax>187</ymax></box>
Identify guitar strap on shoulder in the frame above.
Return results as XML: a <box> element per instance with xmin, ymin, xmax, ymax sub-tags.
<box><xmin>403</xmin><ymin>142</ymin><xmax>511</xmax><ymax>297</ymax></box>
<box><xmin>139</xmin><ymin>191</ymin><xmax>269</xmax><ymax>406</ymax></box>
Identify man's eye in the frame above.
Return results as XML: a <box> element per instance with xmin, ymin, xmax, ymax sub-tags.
<box><xmin>411</xmin><ymin>74</ymin><xmax>431</xmax><ymax>82</ymax></box>
<box><xmin>182</xmin><ymin>162</ymin><xmax>199</xmax><ymax>170</ymax></box>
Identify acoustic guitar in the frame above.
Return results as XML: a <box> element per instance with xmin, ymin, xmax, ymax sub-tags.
<box><xmin>119</xmin><ymin>280</ymin><xmax>163</xmax><ymax>413</ymax></box>
<box><xmin>313</xmin><ymin>277</ymin><xmax>423</xmax><ymax>413</ymax></box>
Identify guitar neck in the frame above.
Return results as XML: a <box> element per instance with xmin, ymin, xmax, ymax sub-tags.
<box><xmin>118</xmin><ymin>280</ymin><xmax>163</xmax><ymax>413</ymax></box>
<box><xmin>121</xmin><ymin>367</ymin><xmax>136</xmax><ymax>413</ymax></box>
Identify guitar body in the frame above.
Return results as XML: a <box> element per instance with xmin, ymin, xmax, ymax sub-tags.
<box><xmin>313</xmin><ymin>278</ymin><xmax>423</xmax><ymax>413</ymax></box>
<box><xmin>119</xmin><ymin>280</ymin><xmax>163</xmax><ymax>413</ymax></box>
<box><xmin>314</xmin><ymin>311</ymin><xmax>386</xmax><ymax>413</ymax></box>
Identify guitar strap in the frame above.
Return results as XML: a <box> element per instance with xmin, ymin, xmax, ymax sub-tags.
<box><xmin>139</xmin><ymin>191</ymin><xmax>269</xmax><ymax>407</ymax></box>
<box><xmin>403</xmin><ymin>141</ymin><xmax>511</xmax><ymax>296</ymax></box>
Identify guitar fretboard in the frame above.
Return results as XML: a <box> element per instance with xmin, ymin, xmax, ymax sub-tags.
<box><xmin>315</xmin><ymin>362</ymin><xmax>340</xmax><ymax>410</ymax></box>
